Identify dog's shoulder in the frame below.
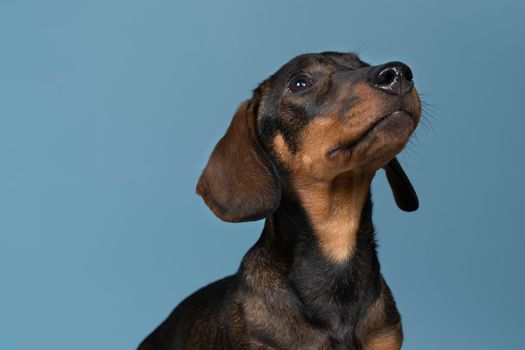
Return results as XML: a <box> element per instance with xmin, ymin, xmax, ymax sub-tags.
<box><xmin>138</xmin><ymin>275</ymin><xmax>237</xmax><ymax>350</ymax></box>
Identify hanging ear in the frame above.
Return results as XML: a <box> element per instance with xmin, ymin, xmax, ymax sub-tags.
<box><xmin>196</xmin><ymin>100</ymin><xmax>281</xmax><ymax>222</ymax></box>
<box><xmin>383</xmin><ymin>157</ymin><xmax>419</xmax><ymax>212</ymax></box>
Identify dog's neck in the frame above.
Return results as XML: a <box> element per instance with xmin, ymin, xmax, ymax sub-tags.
<box><xmin>292</xmin><ymin>170</ymin><xmax>374</xmax><ymax>263</ymax></box>
<box><xmin>242</xmin><ymin>171</ymin><xmax>381</xmax><ymax>330</ymax></box>
<box><xmin>259</xmin><ymin>168</ymin><xmax>379</xmax><ymax>267</ymax></box>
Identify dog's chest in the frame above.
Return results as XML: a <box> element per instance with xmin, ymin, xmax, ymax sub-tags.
<box><xmin>241</xmin><ymin>292</ymin><xmax>359</xmax><ymax>350</ymax></box>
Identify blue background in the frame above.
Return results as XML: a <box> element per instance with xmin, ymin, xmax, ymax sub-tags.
<box><xmin>1</xmin><ymin>1</ymin><xmax>524</xmax><ymax>349</ymax></box>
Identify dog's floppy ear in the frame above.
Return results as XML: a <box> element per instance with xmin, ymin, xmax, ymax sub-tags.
<box><xmin>196</xmin><ymin>100</ymin><xmax>281</xmax><ymax>222</ymax></box>
<box><xmin>383</xmin><ymin>157</ymin><xmax>419</xmax><ymax>212</ymax></box>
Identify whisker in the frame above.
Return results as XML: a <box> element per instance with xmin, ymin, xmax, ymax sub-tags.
<box><xmin>401</xmin><ymin>142</ymin><xmax>419</xmax><ymax>163</ymax></box>
<box><xmin>422</xmin><ymin>107</ymin><xmax>439</xmax><ymax>119</ymax></box>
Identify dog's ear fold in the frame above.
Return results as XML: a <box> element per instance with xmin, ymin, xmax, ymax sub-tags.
<box><xmin>196</xmin><ymin>100</ymin><xmax>281</xmax><ymax>222</ymax></box>
<box><xmin>383</xmin><ymin>157</ymin><xmax>419</xmax><ymax>212</ymax></box>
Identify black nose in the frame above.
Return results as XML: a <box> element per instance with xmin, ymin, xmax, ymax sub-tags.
<box><xmin>368</xmin><ymin>61</ymin><xmax>414</xmax><ymax>96</ymax></box>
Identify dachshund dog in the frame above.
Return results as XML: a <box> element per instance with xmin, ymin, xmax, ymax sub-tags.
<box><xmin>139</xmin><ymin>51</ymin><xmax>421</xmax><ymax>350</ymax></box>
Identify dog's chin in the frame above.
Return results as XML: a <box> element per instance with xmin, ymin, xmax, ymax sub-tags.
<box><xmin>327</xmin><ymin>110</ymin><xmax>416</xmax><ymax>169</ymax></box>
<box><xmin>367</xmin><ymin>110</ymin><xmax>415</xmax><ymax>138</ymax></box>
<box><xmin>355</xmin><ymin>110</ymin><xmax>415</xmax><ymax>154</ymax></box>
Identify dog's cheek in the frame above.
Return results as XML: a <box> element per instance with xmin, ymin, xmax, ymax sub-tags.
<box><xmin>271</xmin><ymin>133</ymin><xmax>294</xmax><ymax>168</ymax></box>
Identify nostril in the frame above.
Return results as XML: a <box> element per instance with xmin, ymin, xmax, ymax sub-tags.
<box><xmin>368</xmin><ymin>61</ymin><xmax>414</xmax><ymax>96</ymax></box>
<box><xmin>378</xmin><ymin>67</ymin><xmax>397</xmax><ymax>85</ymax></box>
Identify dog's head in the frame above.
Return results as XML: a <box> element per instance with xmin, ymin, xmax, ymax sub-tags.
<box><xmin>197</xmin><ymin>52</ymin><xmax>421</xmax><ymax>222</ymax></box>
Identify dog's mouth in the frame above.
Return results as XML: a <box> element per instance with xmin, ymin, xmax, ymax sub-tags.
<box><xmin>326</xmin><ymin>110</ymin><xmax>414</xmax><ymax>160</ymax></box>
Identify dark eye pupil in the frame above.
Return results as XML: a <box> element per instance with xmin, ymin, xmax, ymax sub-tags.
<box><xmin>289</xmin><ymin>75</ymin><xmax>312</xmax><ymax>93</ymax></box>
<box><xmin>295</xmin><ymin>79</ymin><xmax>306</xmax><ymax>87</ymax></box>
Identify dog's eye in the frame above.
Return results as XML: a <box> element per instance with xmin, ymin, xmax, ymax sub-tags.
<box><xmin>288</xmin><ymin>75</ymin><xmax>313</xmax><ymax>93</ymax></box>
